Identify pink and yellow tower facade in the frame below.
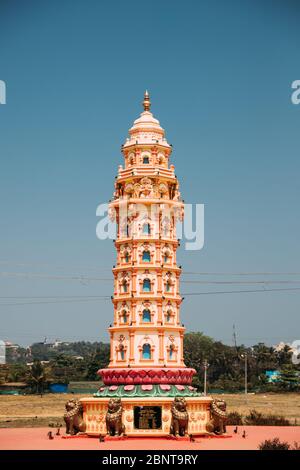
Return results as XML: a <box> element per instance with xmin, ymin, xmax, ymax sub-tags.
<box><xmin>81</xmin><ymin>93</ymin><xmax>213</xmax><ymax>436</ymax></box>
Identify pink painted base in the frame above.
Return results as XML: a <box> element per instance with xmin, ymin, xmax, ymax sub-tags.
<box><xmin>1</xmin><ymin>427</ymin><xmax>299</xmax><ymax>450</ymax></box>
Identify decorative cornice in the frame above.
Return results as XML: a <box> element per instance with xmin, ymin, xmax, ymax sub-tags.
<box><xmin>94</xmin><ymin>383</ymin><xmax>200</xmax><ymax>398</ymax></box>
<box><xmin>108</xmin><ymin>324</ymin><xmax>185</xmax><ymax>332</ymax></box>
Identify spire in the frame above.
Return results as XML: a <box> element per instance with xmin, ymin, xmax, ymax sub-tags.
<box><xmin>124</xmin><ymin>90</ymin><xmax>169</xmax><ymax>147</ymax></box>
<box><xmin>143</xmin><ymin>90</ymin><xmax>151</xmax><ymax>111</ymax></box>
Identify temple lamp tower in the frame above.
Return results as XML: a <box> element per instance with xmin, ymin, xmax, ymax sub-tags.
<box><xmin>102</xmin><ymin>90</ymin><xmax>189</xmax><ymax>378</ymax></box>
<box><xmin>80</xmin><ymin>92</ymin><xmax>217</xmax><ymax>437</ymax></box>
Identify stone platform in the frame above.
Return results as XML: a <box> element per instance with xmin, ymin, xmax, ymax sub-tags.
<box><xmin>80</xmin><ymin>396</ymin><xmax>213</xmax><ymax>437</ymax></box>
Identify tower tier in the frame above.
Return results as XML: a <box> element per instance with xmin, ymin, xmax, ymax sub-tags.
<box><xmin>98</xmin><ymin>92</ymin><xmax>195</xmax><ymax>385</ymax></box>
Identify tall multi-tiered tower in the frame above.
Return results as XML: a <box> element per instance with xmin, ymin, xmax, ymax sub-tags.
<box><xmin>81</xmin><ymin>93</ymin><xmax>214</xmax><ymax>437</ymax></box>
<box><xmin>100</xmin><ymin>91</ymin><xmax>194</xmax><ymax>385</ymax></box>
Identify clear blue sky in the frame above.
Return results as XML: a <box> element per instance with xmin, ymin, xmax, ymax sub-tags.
<box><xmin>0</xmin><ymin>0</ymin><xmax>299</xmax><ymax>347</ymax></box>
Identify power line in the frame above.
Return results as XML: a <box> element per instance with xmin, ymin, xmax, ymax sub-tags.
<box><xmin>182</xmin><ymin>287</ymin><xmax>300</xmax><ymax>295</ymax></box>
<box><xmin>183</xmin><ymin>271</ymin><xmax>300</xmax><ymax>276</ymax></box>
<box><xmin>0</xmin><ymin>295</ymin><xmax>111</xmax><ymax>299</ymax></box>
<box><xmin>1</xmin><ymin>261</ymin><xmax>300</xmax><ymax>277</ymax></box>
<box><xmin>1</xmin><ymin>281</ymin><xmax>300</xmax><ymax>300</ymax></box>
<box><xmin>0</xmin><ymin>260</ymin><xmax>112</xmax><ymax>272</ymax></box>
<box><xmin>0</xmin><ymin>286</ymin><xmax>299</xmax><ymax>307</ymax></box>
<box><xmin>2</xmin><ymin>271</ymin><xmax>300</xmax><ymax>285</ymax></box>
<box><xmin>181</xmin><ymin>280</ymin><xmax>300</xmax><ymax>285</ymax></box>
<box><xmin>0</xmin><ymin>272</ymin><xmax>112</xmax><ymax>282</ymax></box>
<box><xmin>1</xmin><ymin>332</ymin><xmax>297</xmax><ymax>341</ymax></box>
<box><xmin>0</xmin><ymin>297</ymin><xmax>110</xmax><ymax>306</ymax></box>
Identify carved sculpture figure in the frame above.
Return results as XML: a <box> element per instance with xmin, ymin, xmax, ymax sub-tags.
<box><xmin>206</xmin><ymin>399</ymin><xmax>227</xmax><ymax>435</ymax></box>
<box><xmin>105</xmin><ymin>398</ymin><xmax>125</xmax><ymax>436</ymax></box>
<box><xmin>139</xmin><ymin>177</ymin><xmax>154</xmax><ymax>197</ymax></box>
<box><xmin>64</xmin><ymin>399</ymin><xmax>86</xmax><ymax>435</ymax></box>
<box><xmin>170</xmin><ymin>397</ymin><xmax>189</xmax><ymax>437</ymax></box>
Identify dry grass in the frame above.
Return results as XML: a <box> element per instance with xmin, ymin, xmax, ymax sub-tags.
<box><xmin>221</xmin><ymin>393</ymin><xmax>300</xmax><ymax>424</ymax></box>
<box><xmin>0</xmin><ymin>393</ymin><xmax>84</xmax><ymax>428</ymax></box>
<box><xmin>0</xmin><ymin>392</ymin><xmax>299</xmax><ymax>427</ymax></box>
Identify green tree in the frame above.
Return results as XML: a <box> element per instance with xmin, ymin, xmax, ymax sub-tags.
<box><xmin>6</xmin><ymin>345</ymin><xmax>28</xmax><ymax>364</ymax></box>
<box><xmin>184</xmin><ymin>332</ymin><xmax>215</xmax><ymax>390</ymax></box>
<box><xmin>26</xmin><ymin>360</ymin><xmax>50</xmax><ymax>394</ymax></box>
<box><xmin>7</xmin><ymin>363</ymin><xmax>28</xmax><ymax>382</ymax></box>
<box><xmin>86</xmin><ymin>345</ymin><xmax>110</xmax><ymax>381</ymax></box>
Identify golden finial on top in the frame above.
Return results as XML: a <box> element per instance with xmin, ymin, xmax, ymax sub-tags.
<box><xmin>143</xmin><ymin>90</ymin><xmax>151</xmax><ymax>111</ymax></box>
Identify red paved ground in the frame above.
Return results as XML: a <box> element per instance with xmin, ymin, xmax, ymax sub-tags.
<box><xmin>0</xmin><ymin>426</ymin><xmax>299</xmax><ymax>450</ymax></box>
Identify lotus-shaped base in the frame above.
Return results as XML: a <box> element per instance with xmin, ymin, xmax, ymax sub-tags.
<box><xmin>98</xmin><ymin>367</ymin><xmax>196</xmax><ymax>385</ymax></box>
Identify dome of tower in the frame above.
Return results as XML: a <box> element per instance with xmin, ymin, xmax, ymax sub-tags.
<box><xmin>131</xmin><ymin>110</ymin><xmax>162</xmax><ymax>131</ymax></box>
<box><xmin>124</xmin><ymin>91</ymin><xmax>169</xmax><ymax>147</ymax></box>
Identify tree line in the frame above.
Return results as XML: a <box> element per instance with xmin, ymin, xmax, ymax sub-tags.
<box><xmin>2</xmin><ymin>333</ymin><xmax>299</xmax><ymax>393</ymax></box>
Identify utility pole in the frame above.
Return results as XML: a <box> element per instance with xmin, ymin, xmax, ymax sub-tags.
<box><xmin>232</xmin><ymin>324</ymin><xmax>237</xmax><ymax>350</ymax></box>
<box><xmin>245</xmin><ymin>353</ymin><xmax>248</xmax><ymax>396</ymax></box>
<box><xmin>203</xmin><ymin>360</ymin><xmax>209</xmax><ymax>396</ymax></box>
<box><xmin>241</xmin><ymin>353</ymin><xmax>248</xmax><ymax>399</ymax></box>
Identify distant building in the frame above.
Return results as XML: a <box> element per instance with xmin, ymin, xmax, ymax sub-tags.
<box><xmin>4</xmin><ymin>341</ymin><xmax>20</xmax><ymax>362</ymax></box>
<box><xmin>46</xmin><ymin>340</ymin><xmax>70</xmax><ymax>349</ymax></box>
<box><xmin>5</xmin><ymin>341</ymin><xmax>19</xmax><ymax>350</ymax></box>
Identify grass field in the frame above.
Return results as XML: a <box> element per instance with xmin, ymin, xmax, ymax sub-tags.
<box><xmin>0</xmin><ymin>392</ymin><xmax>299</xmax><ymax>428</ymax></box>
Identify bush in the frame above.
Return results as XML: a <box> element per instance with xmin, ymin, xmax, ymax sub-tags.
<box><xmin>259</xmin><ymin>438</ymin><xmax>290</xmax><ymax>450</ymax></box>
<box><xmin>245</xmin><ymin>410</ymin><xmax>290</xmax><ymax>426</ymax></box>
<box><xmin>226</xmin><ymin>411</ymin><xmax>244</xmax><ymax>425</ymax></box>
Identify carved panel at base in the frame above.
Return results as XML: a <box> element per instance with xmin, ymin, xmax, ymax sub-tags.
<box><xmin>134</xmin><ymin>406</ymin><xmax>162</xmax><ymax>430</ymax></box>
<box><xmin>81</xmin><ymin>398</ymin><xmax>213</xmax><ymax>436</ymax></box>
